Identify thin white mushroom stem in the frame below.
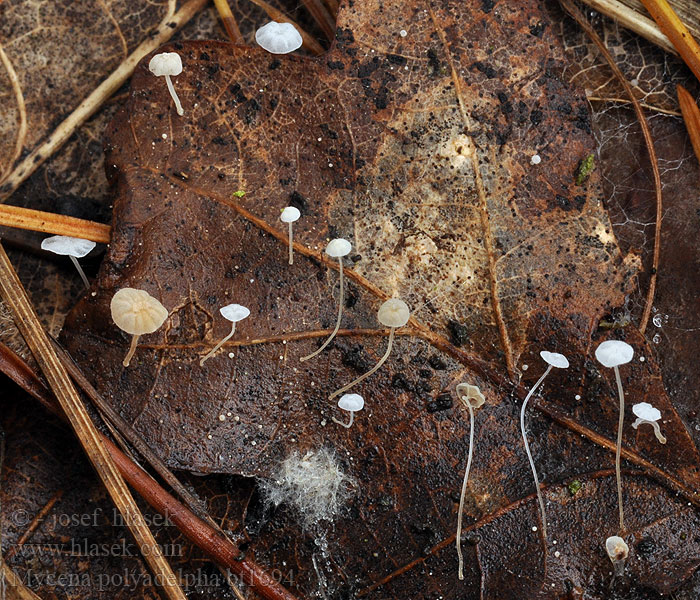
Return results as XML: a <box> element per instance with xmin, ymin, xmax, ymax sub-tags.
<box><xmin>300</xmin><ymin>258</ymin><xmax>344</xmax><ymax>362</ymax></box>
<box><xmin>331</xmin><ymin>411</ymin><xmax>354</xmax><ymax>429</ymax></box>
<box><xmin>288</xmin><ymin>222</ymin><xmax>294</xmax><ymax>265</ymax></box>
<box><xmin>123</xmin><ymin>335</ymin><xmax>140</xmax><ymax>368</ymax></box>
<box><xmin>200</xmin><ymin>323</ymin><xmax>236</xmax><ymax>366</ymax></box>
<box><xmin>456</xmin><ymin>400</ymin><xmax>475</xmax><ymax>581</ymax></box>
<box><xmin>165</xmin><ymin>74</ymin><xmax>184</xmax><ymax>116</ymax></box>
<box><xmin>520</xmin><ymin>364</ymin><xmax>552</xmax><ymax>540</ymax></box>
<box><xmin>614</xmin><ymin>365</ymin><xmax>625</xmax><ymax>533</ymax></box>
<box><xmin>329</xmin><ymin>327</ymin><xmax>395</xmax><ymax>401</ymax></box>
<box><xmin>632</xmin><ymin>418</ymin><xmax>666</xmax><ymax>444</ymax></box>
<box><xmin>69</xmin><ymin>255</ymin><xmax>90</xmax><ymax>289</ymax></box>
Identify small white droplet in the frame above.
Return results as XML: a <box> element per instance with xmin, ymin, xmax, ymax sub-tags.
<box><xmin>162</xmin><ymin>133</ymin><xmax>167</xmax><ymax>139</ymax></box>
<box><xmin>652</xmin><ymin>333</ymin><xmax>661</xmax><ymax>344</ymax></box>
<box><xmin>575</xmin><ymin>394</ymin><xmax>581</xmax><ymax>400</ymax></box>
<box><xmin>532</xmin><ymin>526</ymin><xmax>538</xmax><ymax>531</ymax></box>
<box><xmin>207</xmin><ymin>434</ymin><xmax>212</xmax><ymax>440</ymax></box>
<box><xmin>228</xmin><ymin>352</ymin><xmax>234</xmax><ymax>358</ymax></box>
<box><xmin>554</xmin><ymin>550</ymin><xmax>561</xmax><ymax>557</ymax></box>
<box><xmin>399</xmin><ymin>29</ymin><xmax>407</xmax><ymax>37</ymax></box>
<box><xmin>251</xmin><ymin>440</ymin><xmax>257</xmax><ymax>446</ymax></box>
<box><xmin>631</xmin><ymin>78</ymin><xmax>639</xmax><ymax>87</ymax></box>
<box><xmin>652</xmin><ymin>314</ymin><xmax>663</xmax><ymax>328</ymax></box>
<box><xmin>219</xmin><ymin>414</ymin><xmax>226</xmax><ymax>421</ymax></box>
<box><xmin>530</xmin><ymin>154</ymin><xmax>541</xmax><ymax>165</ymax></box>
<box><xmin>522</xmin><ymin>364</ymin><xmax>529</xmax><ymax>371</ymax></box>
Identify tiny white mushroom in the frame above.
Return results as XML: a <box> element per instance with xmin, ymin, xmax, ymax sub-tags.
<box><xmin>605</xmin><ymin>535</ymin><xmax>629</xmax><ymax>577</ymax></box>
<box><xmin>455</xmin><ymin>383</ymin><xmax>486</xmax><ymax>580</ymax></box>
<box><xmin>280</xmin><ymin>206</ymin><xmax>300</xmax><ymax>265</ymax></box>
<box><xmin>632</xmin><ymin>402</ymin><xmax>666</xmax><ymax>444</ymax></box>
<box><xmin>255</xmin><ymin>22</ymin><xmax>303</xmax><ymax>54</ymax></box>
<box><xmin>148</xmin><ymin>52</ymin><xmax>184</xmax><ymax>116</ymax></box>
<box><xmin>595</xmin><ymin>339</ymin><xmax>634</xmax><ymax>533</ymax></box>
<box><xmin>110</xmin><ymin>288</ymin><xmax>169</xmax><ymax>367</ymax></box>
<box><xmin>332</xmin><ymin>393</ymin><xmax>364</xmax><ymax>428</ymax></box>
<box><xmin>520</xmin><ymin>350</ymin><xmax>569</xmax><ymax>540</ymax></box>
<box><xmin>40</xmin><ymin>235</ymin><xmax>96</xmax><ymax>289</ymax></box>
<box><xmin>200</xmin><ymin>303</ymin><xmax>250</xmax><ymax>366</ymax></box>
<box><xmin>330</xmin><ymin>298</ymin><xmax>410</xmax><ymax>400</ymax></box>
<box><xmin>301</xmin><ymin>238</ymin><xmax>352</xmax><ymax>362</ymax></box>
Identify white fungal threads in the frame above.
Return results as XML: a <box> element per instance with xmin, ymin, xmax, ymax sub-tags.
<box><xmin>595</xmin><ymin>339</ymin><xmax>634</xmax><ymax>533</ymax></box>
<box><xmin>280</xmin><ymin>206</ymin><xmax>300</xmax><ymax>265</ymax></box>
<box><xmin>110</xmin><ymin>288</ymin><xmax>169</xmax><ymax>367</ymax></box>
<box><xmin>455</xmin><ymin>383</ymin><xmax>485</xmax><ymax>581</ymax></box>
<box><xmin>521</xmin><ymin>350</ymin><xmax>570</xmax><ymax>540</ymax></box>
<box><xmin>332</xmin><ymin>393</ymin><xmax>364</xmax><ymax>429</ymax></box>
<box><xmin>329</xmin><ymin>298</ymin><xmax>410</xmax><ymax>401</ymax></box>
<box><xmin>255</xmin><ymin>21</ymin><xmax>303</xmax><ymax>54</ymax></box>
<box><xmin>301</xmin><ymin>238</ymin><xmax>352</xmax><ymax>362</ymax></box>
<box><xmin>200</xmin><ymin>304</ymin><xmax>250</xmax><ymax>366</ymax></box>
<box><xmin>605</xmin><ymin>535</ymin><xmax>629</xmax><ymax>577</ymax></box>
<box><xmin>148</xmin><ymin>52</ymin><xmax>184</xmax><ymax>116</ymax></box>
<box><xmin>632</xmin><ymin>402</ymin><xmax>666</xmax><ymax>444</ymax></box>
<box><xmin>40</xmin><ymin>235</ymin><xmax>96</xmax><ymax>289</ymax></box>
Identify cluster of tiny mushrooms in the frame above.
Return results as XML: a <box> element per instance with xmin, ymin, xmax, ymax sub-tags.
<box><xmin>40</xmin><ymin>25</ymin><xmax>669</xmax><ymax>583</ymax></box>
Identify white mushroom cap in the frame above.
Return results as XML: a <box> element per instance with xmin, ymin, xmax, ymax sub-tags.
<box><xmin>377</xmin><ymin>298</ymin><xmax>410</xmax><ymax>328</ymax></box>
<box><xmin>338</xmin><ymin>393</ymin><xmax>364</xmax><ymax>412</ymax></box>
<box><xmin>632</xmin><ymin>402</ymin><xmax>661</xmax><ymax>422</ymax></box>
<box><xmin>456</xmin><ymin>383</ymin><xmax>485</xmax><ymax>409</ymax></box>
<box><xmin>255</xmin><ymin>22</ymin><xmax>303</xmax><ymax>54</ymax></box>
<box><xmin>326</xmin><ymin>238</ymin><xmax>352</xmax><ymax>258</ymax></box>
<box><xmin>540</xmin><ymin>350</ymin><xmax>569</xmax><ymax>369</ymax></box>
<box><xmin>41</xmin><ymin>235</ymin><xmax>96</xmax><ymax>258</ymax></box>
<box><xmin>110</xmin><ymin>288</ymin><xmax>168</xmax><ymax>335</ymax></box>
<box><xmin>605</xmin><ymin>536</ymin><xmax>629</xmax><ymax>561</ymax></box>
<box><xmin>220</xmin><ymin>303</ymin><xmax>250</xmax><ymax>322</ymax></box>
<box><xmin>148</xmin><ymin>52</ymin><xmax>183</xmax><ymax>77</ymax></box>
<box><xmin>280</xmin><ymin>206</ymin><xmax>300</xmax><ymax>223</ymax></box>
<box><xmin>595</xmin><ymin>340</ymin><xmax>634</xmax><ymax>368</ymax></box>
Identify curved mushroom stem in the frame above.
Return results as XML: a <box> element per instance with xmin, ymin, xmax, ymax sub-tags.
<box><xmin>631</xmin><ymin>418</ymin><xmax>667</xmax><ymax>444</ymax></box>
<box><xmin>520</xmin><ymin>364</ymin><xmax>552</xmax><ymax>540</ymax></box>
<box><xmin>287</xmin><ymin>222</ymin><xmax>294</xmax><ymax>265</ymax></box>
<box><xmin>301</xmin><ymin>258</ymin><xmax>344</xmax><ymax>362</ymax></box>
<box><xmin>613</xmin><ymin>365</ymin><xmax>625</xmax><ymax>533</ymax></box>
<box><xmin>331</xmin><ymin>410</ymin><xmax>354</xmax><ymax>429</ymax></box>
<box><xmin>200</xmin><ymin>323</ymin><xmax>236</xmax><ymax>366</ymax></box>
<box><xmin>456</xmin><ymin>399</ymin><xmax>475</xmax><ymax>580</ymax></box>
<box><xmin>69</xmin><ymin>255</ymin><xmax>90</xmax><ymax>289</ymax></box>
<box><xmin>329</xmin><ymin>327</ymin><xmax>395</xmax><ymax>401</ymax></box>
<box><xmin>123</xmin><ymin>334</ymin><xmax>141</xmax><ymax>368</ymax></box>
<box><xmin>165</xmin><ymin>75</ymin><xmax>184</xmax><ymax>116</ymax></box>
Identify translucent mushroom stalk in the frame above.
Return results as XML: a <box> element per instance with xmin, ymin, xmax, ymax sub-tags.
<box><xmin>332</xmin><ymin>393</ymin><xmax>364</xmax><ymax>429</ymax></box>
<box><xmin>301</xmin><ymin>238</ymin><xmax>351</xmax><ymax>362</ymax></box>
<box><xmin>455</xmin><ymin>383</ymin><xmax>485</xmax><ymax>581</ymax></box>
<box><xmin>280</xmin><ymin>206</ymin><xmax>300</xmax><ymax>265</ymax></box>
<box><xmin>520</xmin><ymin>351</ymin><xmax>570</xmax><ymax>540</ymax></box>
<box><xmin>148</xmin><ymin>52</ymin><xmax>184</xmax><ymax>116</ymax></box>
<box><xmin>632</xmin><ymin>402</ymin><xmax>666</xmax><ymax>444</ymax></box>
<box><xmin>110</xmin><ymin>288</ymin><xmax>169</xmax><ymax>368</ymax></box>
<box><xmin>595</xmin><ymin>340</ymin><xmax>634</xmax><ymax>534</ymax></box>
<box><xmin>329</xmin><ymin>298</ymin><xmax>410</xmax><ymax>401</ymax></box>
<box><xmin>40</xmin><ymin>235</ymin><xmax>96</xmax><ymax>290</ymax></box>
<box><xmin>200</xmin><ymin>303</ymin><xmax>250</xmax><ymax>366</ymax></box>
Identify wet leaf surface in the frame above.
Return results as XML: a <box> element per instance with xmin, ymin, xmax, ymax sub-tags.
<box><xmin>1</xmin><ymin>1</ymin><xmax>700</xmax><ymax>599</ymax></box>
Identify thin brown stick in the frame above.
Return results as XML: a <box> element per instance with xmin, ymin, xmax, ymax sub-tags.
<box><xmin>213</xmin><ymin>0</ymin><xmax>245</xmax><ymax>44</ymax></box>
<box><xmin>0</xmin><ymin>44</ymin><xmax>27</xmax><ymax>185</ymax></box>
<box><xmin>5</xmin><ymin>490</ymin><xmax>64</xmax><ymax>561</ymax></box>
<box><xmin>247</xmin><ymin>0</ymin><xmax>325</xmax><ymax>55</ymax></box>
<box><xmin>0</xmin><ymin>0</ymin><xmax>209</xmax><ymax>203</ymax></box>
<box><xmin>0</xmin><ymin>205</ymin><xmax>111</xmax><ymax>243</ymax></box>
<box><xmin>640</xmin><ymin>0</ymin><xmax>700</xmax><ymax>81</ymax></box>
<box><xmin>0</xmin><ymin>343</ymin><xmax>300</xmax><ymax>600</ymax></box>
<box><xmin>0</xmin><ymin>242</ymin><xmax>186</xmax><ymax>600</ymax></box>
<box><xmin>322</xmin><ymin>0</ymin><xmax>339</xmax><ymax>20</ymax></box>
<box><xmin>560</xmin><ymin>0</ymin><xmax>662</xmax><ymax>335</ymax></box>
<box><xmin>677</xmin><ymin>85</ymin><xmax>700</xmax><ymax>164</ymax></box>
<box><xmin>300</xmin><ymin>0</ymin><xmax>336</xmax><ymax>41</ymax></box>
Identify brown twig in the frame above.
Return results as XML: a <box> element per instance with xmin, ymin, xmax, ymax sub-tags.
<box><xmin>0</xmin><ymin>242</ymin><xmax>187</xmax><ymax>600</ymax></box>
<box><xmin>0</xmin><ymin>44</ymin><xmax>27</xmax><ymax>186</ymax></box>
<box><xmin>247</xmin><ymin>0</ymin><xmax>325</xmax><ymax>55</ymax></box>
<box><xmin>677</xmin><ymin>84</ymin><xmax>700</xmax><ymax>164</ymax></box>
<box><xmin>300</xmin><ymin>0</ymin><xmax>336</xmax><ymax>41</ymax></box>
<box><xmin>0</xmin><ymin>204</ymin><xmax>111</xmax><ymax>243</ymax></box>
<box><xmin>322</xmin><ymin>0</ymin><xmax>339</xmax><ymax>20</ymax></box>
<box><xmin>640</xmin><ymin>0</ymin><xmax>700</xmax><ymax>82</ymax></box>
<box><xmin>213</xmin><ymin>0</ymin><xmax>245</xmax><ymax>44</ymax></box>
<box><xmin>0</xmin><ymin>0</ymin><xmax>209</xmax><ymax>203</ymax></box>
<box><xmin>5</xmin><ymin>490</ymin><xmax>64</xmax><ymax>561</ymax></box>
<box><xmin>0</xmin><ymin>343</ymin><xmax>300</xmax><ymax>600</ymax></box>
<box><xmin>560</xmin><ymin>0</ymin><xmax>663</xmax><ymax>335</ymax></box>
